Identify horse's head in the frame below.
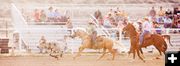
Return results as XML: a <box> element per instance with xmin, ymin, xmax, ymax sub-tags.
<box><xmin>122</xmin><ymin>23</ymin><xmax>135</xmax><ymax>37</ymax></box>
<box><xmin>71</xmin><ymin>29</ymin><xmax>79</xmax><ymax>38</ymax></box>
<box><xmin>122</xmin><ymin>23</ymin><xmax>132</xmax><ymax>32</ymax></box>
<box><xmin>71</xmin><ymin>28</ymin><xmax>88</xmax><ymax>39</ymax></box>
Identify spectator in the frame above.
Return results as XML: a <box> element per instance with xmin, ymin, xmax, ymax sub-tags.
<box><xmin>163</xmin><ymin>16</ymin><xmax>172</xmax><ymax>28</ymax></box>
<box><xmin>171</xmin><ymin>21</ymin><xmax>178</xmax><ymax>28</ymax></box>
<box><xmin>158</xmin><ymin>6</ymin><xmax>165</xmax><ymax>17</ymax></box>
<box><xmin>40</xmin><ymin>10</ymin><xmax>46</xmax><ymax>22</ymax></box>
<box><xmin>66</xmin><ymin>17</ymin><xmax>73</xmax><ymax>28</ymax></box>
<box><xmin>172</xmin><ymin>15</ymin><xmax>178</xmax><ymax>33</ymax></box>
<box><xmin>33</xmin><ymin>9</ymin><xmax>40</xmax><ymax>22</ymax></box>
<box><xmin>94</xmin><ymin>9</ymin><xmax>102</xmax><ymax>19</ymax></box>
<box><xmin>120</xmin><ymin>10</ymin><xmax>128</xmax><ymax>19</ymax></box>
<box><xmin>116</xmin><ymin>10</ymin><xmax>125</xmax><ymax>22</ymax></box>
<box><xmin>103</xmin><ymin>13</ymin><xmax>113</xmax><ymax>28</ymax></box>
<box><xmin>47</xmin><ymin>6</ymin><xmax>54</xmax><ymax>22</ymax></box>
<box><xmin>149</xmin><ymin>7</ymin><xmax>156</xmax><ymax>22</ymax></box>
<box><xmin>116</xmin><ymin>7</ymin><xmax>120</xmax><ymax>12</ymax></box>
<box><xmin>153</xmin><ymin>22</ymin><xmax>161</xmax><ymax>34</ymax></box>
<box><xmin>157</xmin><ymin>6</ymin><xmax>165</xmax><ymax>23</ymax></box>
<box><xmin>60</xmin><ymin>10</ymin><xmax>68</xmax><ymax>22</ymax></box>
<box><xmin>173</xmin><ymin>7</ymin><xmax>180</xmax><ymax>15</ymax></box>
<box><xmin>94</xmin><ymin>9</ymin><xmax>103</xmax><ymax>25</ymax></box>
<box><xmin>114</xmin><ymin>11</ymin><xmax>121</xmax><ymax>26</ymax></box>
<box><xmin>108</xmin><ymin>9</ymin><xmax>113</xmax><ymax>16</ymax></box>
<box><xmin>122</xmin><ymin>18</ymin><xmax>128</xmax><ymax>26</ymax></box>
<box><xmin>165</xmin><ymin>9</ymin><xmax>173</xmax><ymax>19</ymax></box>
<box><xmin>54</xmin><ymin>9</ymin><xmax>61</xmax><ymax>22</ymax></box>
<box><xmin>173</xmin><ymin>7</ymin><xmax>180</xmax><ymax>26</ymax></box>
<box><xmin>66</xmin><ymin>17</ymin><xmax>73</xmax><ymax>34</ymax></box>
<box><xmin>149</xmin><ymin>7</ymin><xmax>156</xmax><ymax>17</ymax></box>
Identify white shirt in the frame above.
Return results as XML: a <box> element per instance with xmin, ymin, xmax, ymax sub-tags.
<box><xmin>142</xmin><ymin>21</ymin><xmax>152</xmax><ymax>32</ymax></box>
<box><xmin>163</xmin><ymin>18</ymin><xmax>172</xmax><ymax>23</ymax></box>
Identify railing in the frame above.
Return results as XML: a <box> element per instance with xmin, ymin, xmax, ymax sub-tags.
<box><xmin>90</xmin><ymin>14</ymin><xmax>111</xmax><ymax>37</ymax></box>
<box><xmin>27</xmin><ymin>22</ymin><xmax>67</xmax><ymax>25</ymax></box>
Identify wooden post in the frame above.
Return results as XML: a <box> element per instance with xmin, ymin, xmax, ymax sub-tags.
<box><xmin>5</xmin><ymin>18</ymin><xmax>8</xmax><ymax>38</ymax></box>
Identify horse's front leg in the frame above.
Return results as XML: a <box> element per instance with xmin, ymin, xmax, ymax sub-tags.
<box><xmin>128</xmin><ymin>46</ymin><xmax>133</xmax><ymax>57</ymax></box>
<box><xmin>132</xmin><ymin>47</ymin><xmax>136</xmax><ymax>59</ymax></box>
<box><xmin>136</xmin><ymin>48</ymin><xmax>145</xmax><ymax>62</ymax></box>
<box><xmin>97</xmin><ymin>48</ymin><xmax>106</xmax><ymax>60</ymax></box>
<box><xmin>73</xmin><ymin>46</ymin><xmax>84</xmax><ymax>60</ymax></box>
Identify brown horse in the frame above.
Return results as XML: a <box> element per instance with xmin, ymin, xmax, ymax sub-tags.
<box><xmin>123</xmin><ymin>23</ymin><xmax>168</xmax><ymax>57</ymax></box>
<box><xmin>162</xmin><ymin>35</ymin><xmax>173</xmax><ymax>46</ymax></box>
<box><xmin>71</xmin><ymin>28</ymin><xmax>116</xmax><ymax>60</ymax></box>
<box><xmin>122</xmin><ymin>23</ymin><xmax>145</xmax><ymax>62</ymax></box>
<box><xmin>141</xmin><ymin>34</ymin><xmax>167</xmax><ymax>55</ymax></box>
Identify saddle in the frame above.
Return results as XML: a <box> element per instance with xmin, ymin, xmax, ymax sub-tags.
<box><xmin>89</xmin><ymin>35</ymin><xmax>99</xmax><ymax>49</ymax></box>
<box><xmin>91</xmin><ymin>37</ymin><xmax>98</xmax><ymax>49</ymax></box>
<box><xmin>144</xmin><ymin>33</ymin><xmax>152</xmax><ymax>40</ymax></box>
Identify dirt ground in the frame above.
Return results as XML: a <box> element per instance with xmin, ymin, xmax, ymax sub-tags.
<box><xmin>0</xmin><ymin>52</ymin><xmax>165</xmax><ymax>66</ymax></box>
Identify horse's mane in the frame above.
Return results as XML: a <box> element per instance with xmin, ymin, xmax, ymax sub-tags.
<box><xmin>128</xmin><ymin>23</ymin><xmax>136</xmax><ymax>31</ymax></box>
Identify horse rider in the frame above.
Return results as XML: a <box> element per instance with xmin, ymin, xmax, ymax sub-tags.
<box><xmin>139</xmin><ymin>17</ymin><xmax>153</xmax><ymax>45</ymax></box>
<box><xmin>87</xmin><ymin>21</ymin><xmax>97</xmax><ymax>48</ymax></box>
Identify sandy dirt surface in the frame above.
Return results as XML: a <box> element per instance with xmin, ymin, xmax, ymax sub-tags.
<box><xmin>0</xmin><ymin>52</ymin><xmax>165</xmax><ymax>66</ymax></box>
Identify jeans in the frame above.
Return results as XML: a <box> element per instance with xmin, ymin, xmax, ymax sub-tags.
<box><xmin>157</xmin><ymin>16</ymin><xmax>164</xmax><ymax>23</ymax></box>
<box><xmin>139</xmin><ymin>30</ymin><xmax>150</xmax><ymax>45</ymax></box>
<box><xmin>91</xmin><ymin>31</ymin><xmax>97</xmax><ymax>44</ymax></box>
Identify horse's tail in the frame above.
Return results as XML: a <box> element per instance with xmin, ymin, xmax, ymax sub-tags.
<box><xmin>167</xmin><ymin>35</ymin><xmax>173</xmax><ymax>46</ymax></box>
<box><xmin>163</xmin><ymin>40</ymin><xmax>168</xmax><ymax>52</ymax></box>
<box><xmin>163</xmin><ymin>35</ymin><xmax>173</xmax><ymax>46</ymax></box>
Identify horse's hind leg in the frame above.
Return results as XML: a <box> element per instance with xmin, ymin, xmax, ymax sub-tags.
<box><xmin>109</xmin><ymin>49</ymin><xmax>116</xmax><ymax>60</ymax></box>
<box><xmin>97</xmin><ymin>48</ymin><xmax>106</xmax><ymax>60</ymax></box>
<box><xmin>73</xmin><ymin>46</ymin><xmax>84</xmax><ymax>60</ymax></box>
<box><xmin>154</xmin><ymin>46</ymin><xmax>163</xmax><ymax>59</ymax></box>
<box><xmin>139</xmin><ymin>47</ymin><xmax>145</xmax><ymax>58</ymax></box>
<box><xmin>140</xmin><ymin>48</ymin><xmax>143</xmax><ymax>54</ymax></box>
<box><xmin>155</xmin><ymin>46</ymin><xmax>162</xmax><ymax>56</ymax></box>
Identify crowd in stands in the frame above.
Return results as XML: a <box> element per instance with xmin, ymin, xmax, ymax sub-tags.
<box><xmin>93</xmin><ymin>6</ymin><xmax>180</xmax><ymax>34</ymax></box>
<box><xmin>29</xmin><ymin>5</ymin><xmax>180</xmax><ymax>35</ymax></box>
<box><xmin>33</xmin><ymin>7</ymin><xmax>69</xmax><ymax>24</ymax></box>
<box><xmin>148</xmin><ymin>6</ymin><xmax>180</xmax><ymax>33</ymax></box>
<box><xmin>94</xmin><ymin>7</ymin><xmax>128</xmax><ymax>28</ymax></box>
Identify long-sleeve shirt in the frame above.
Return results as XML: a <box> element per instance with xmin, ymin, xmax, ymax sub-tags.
<box><xmin>142</xmin><ymin>21</ymin><xmax>152</xmax><ymax>32</ymax></box>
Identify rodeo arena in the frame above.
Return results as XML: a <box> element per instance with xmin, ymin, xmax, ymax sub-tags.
<box><xmin>0</xmin><ymin>0</ymin><xmax>180</xmax><ymax>66</ymax></box>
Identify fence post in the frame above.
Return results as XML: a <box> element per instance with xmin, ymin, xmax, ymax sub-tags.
<box><xmin>119</xmin><ymin>28</ymin><xmax>122</xmax><ymax>44</ymax></box>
